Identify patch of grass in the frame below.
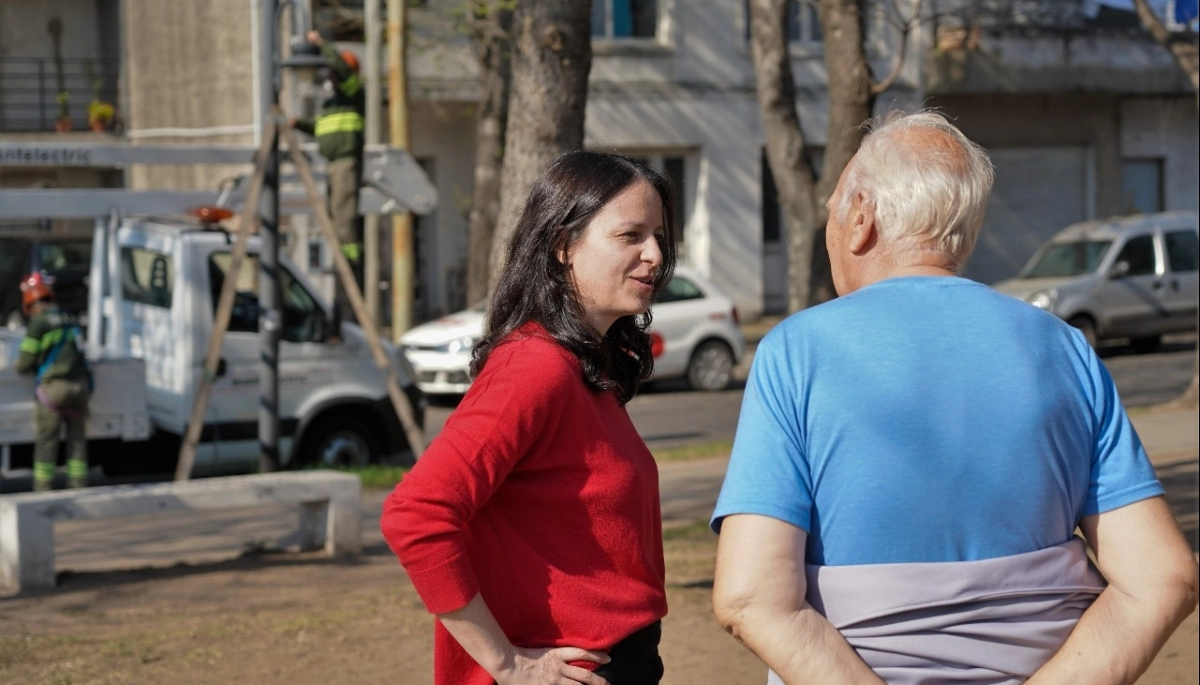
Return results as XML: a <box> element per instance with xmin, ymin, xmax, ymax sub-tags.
<box><xmin>331</xmin><ymin>464</ymin><xmax>410</xmax><ymax>489</ymax></box>
<box><xmin>663</xmin><ymin>519</ymin><xmax>714</xmax><ymax>541</ymax></box>
<box><xmin>651</xmin><ymin>439</ymin><xmax>733</xmax><ymax>463</ymax></box>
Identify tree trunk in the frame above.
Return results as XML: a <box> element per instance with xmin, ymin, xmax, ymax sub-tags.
<box><xmin>488</xmin><ymin>0</ymin><xmax>592</xmax><ymax>285</ymax></box>
<box><xmin>750</xmin><ymin>0</ymin><xmax>821</xmax><ymax>313</ymax></box>
<box><xmin>466</xmin><ymin>1</ymin><xmax>514</xmax><ymax>305</ymax></box>
<box><xmin>1131</xmin><ymin>0</ymin><xmax>1199</xmax><ymax>407</ymax></box>
<box><xmin>750</xmin><ymin>0</ymin><xmax>881</xmax><ymax>312</ymax></box>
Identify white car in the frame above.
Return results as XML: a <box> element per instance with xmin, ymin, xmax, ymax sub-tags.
<box><xmin>401</xmin><ymin>266</ymin><xmax>746</xmax><ymax>394</ymax></box>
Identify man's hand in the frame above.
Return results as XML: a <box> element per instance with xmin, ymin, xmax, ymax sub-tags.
<box><xmin>1026</xmin><ymin>497</ymin><xmax>1199</xmax><ymax>684</ymax></box>
<box><xmin>495</xmin><ymin>646</ymin><xmax>611</xmax><ymax>685</ymax></box>
<box><xmin>306</xmin><ymin>30</ymin><xmax>323</xmax><ymax>47</ymax></box>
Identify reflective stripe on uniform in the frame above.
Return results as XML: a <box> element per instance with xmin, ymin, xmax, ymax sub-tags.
<box><xmin>33</xmin><ymin>462</ymin><xmax>56</xmax><ymax>479</ymax></box>
<box><xmin>314</xmin><ymin>111</ymin><xmax>364</xmax><ymax>136</ymax></box>
<box><xmin>67</xmin><ymin>459</ymin><xmax>89</xmax><ymax>478</ymax></box>
<box><xmin>26</xmin><ymin>327</ymin><xmax>75</xmax><ymax>354</ymax></box>
<box><xmin>340</xmin><ymin>74</ymin><xmax>362</xmax><ymax>97</ymax></box>
<box><xmin>341</xmin><ymin>243</ymin><xmax>362</xmax><ymax>262</ymax></box>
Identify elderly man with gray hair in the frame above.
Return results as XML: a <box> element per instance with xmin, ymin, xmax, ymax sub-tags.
<box><xmin>711</xmin><ymin>111</ymin><xmax>1198</xmax><ymax>684</ymax></box>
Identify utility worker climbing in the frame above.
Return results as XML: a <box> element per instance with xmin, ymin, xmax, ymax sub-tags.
<box><xmin>290</xmin><ymin>29</ymin><xmax>366</xmax><ymax>310</ymax></box>
<box><xmin>15</xmin><ymin>273</ymin><xmax>91</xmax><ymax>491</ymax></box>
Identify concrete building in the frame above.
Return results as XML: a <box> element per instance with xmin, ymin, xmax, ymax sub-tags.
<box><xmin>3</xmin><ymin>0</ymin><xmax>1196</xmax><ymax>322</ymax></box>
<box><xmin>399</xmin><ymin>0</ymin><xmax>1197</xmax><ymax>320</ymax></box>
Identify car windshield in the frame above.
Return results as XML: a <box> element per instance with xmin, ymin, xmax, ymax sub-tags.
<box><xmin>38</xmin><ymin>242</ymin><xmax>92</xmax><ymax>272</ymax></box>
<box><xmin>1021</xmin><ymin>240</ymin><xmax>1112</xmax><ymax>278</ymax></box>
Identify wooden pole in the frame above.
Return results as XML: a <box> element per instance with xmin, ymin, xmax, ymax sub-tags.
<box><xmin>280</xmin><ymin>120</ymin><xmax>427</xmax><ymax>457</ymax></box>
<box><xmin>175</xmin><ymin>117</ymin><xmax>278</xmax><ymax>481</ymax></box>
<box><xmin>364</xmin><ymin>0</ymin><xmax>383</xmax><ymax>324</ymax></box>
<box><xmin>387</xmin><ymin>0</ymin><xmax>414</xmax><ymax>340</ymax></box>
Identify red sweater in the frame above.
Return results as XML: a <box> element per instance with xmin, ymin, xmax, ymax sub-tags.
<box><xmin>380</xmin><ymin>324</ymin><xmax>667</xmax><ymax>685</ymax></box>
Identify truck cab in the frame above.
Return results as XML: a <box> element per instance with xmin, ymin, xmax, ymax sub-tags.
<box><xmin>89</xmin><ymin>214</ymin><xmax>425</xmax><ymax>475</ymax></box>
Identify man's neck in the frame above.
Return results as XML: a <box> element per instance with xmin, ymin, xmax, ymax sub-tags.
<box><xmin>852</xmin><ymin>252</ymin><xmax>958</xmax><ymax>292</ymax></box>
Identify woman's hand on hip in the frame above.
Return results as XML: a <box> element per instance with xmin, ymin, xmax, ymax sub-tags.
<box><xmin>495</xmin><ymin>646</ymin><xmax>611</xmax><ymax>685</ymax></box>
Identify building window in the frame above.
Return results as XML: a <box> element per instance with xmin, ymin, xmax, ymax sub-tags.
<box><xmin>745</xmin><ymin>0</ymin><xmax>822</xmax><ymax>44</ymax></box>
<box><xmin>762</xmin><ymin>151</ymin><xmax>782</xmax><ymax>244</ymax></box>
<box><xmin>592</xmin><ymin>0</ymin><xmax>658</xmax><ymax>39</ymax></box>
<box><xmin>1120</xmin><ymin>158</ymin><xmax>1163</xmax><ymax>214</ymax></box>
<box><xmin>663</xmin><ymin>156</ymin><xmax>687</xmax><ymax>241</ymax></box>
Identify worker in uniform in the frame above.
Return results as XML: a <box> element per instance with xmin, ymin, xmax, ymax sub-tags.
<box><xmin>290</xmin><ymin>30</ymin><xmax>366</xmax><ymax>312</ymax></box>
<box><xmin>15</xmin><ymin>273</ymin><xmax>91</xmax><ymax>491</ymax></box>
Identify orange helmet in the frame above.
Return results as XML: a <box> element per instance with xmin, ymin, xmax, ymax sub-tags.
<box><xmin>20</xmin><ymin>272</ymin><xmax>54</xmax><ymax>316</ymax></box>
<box><xmin>339</xmin><ymin>50</ymin><xmax>359</xmax><ymax>73</ymax></box>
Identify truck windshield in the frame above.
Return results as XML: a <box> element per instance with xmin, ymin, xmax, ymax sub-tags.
<box><xmin>1022</xmin><ymin>241</ymin><xmax>1112</xmax><ymax>279</ymax></box>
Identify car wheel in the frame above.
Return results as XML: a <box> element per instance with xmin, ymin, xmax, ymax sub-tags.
<box><xmin>1067</xmin><ymin>316</ymin><xmax>1097</xmax><ymax>349</ymax></box>
<box><xmin>686</xmin><ymin>340</ymin><xmax>735</xmax><ymax>392</ymax></box>
<box><xmin>303</xmin><ymin>416</ymin><xmax>378</xmax><ymax>468</ymax></box>
<box><xmin>1130</xmin><ymin>335</ymin><xmax>1161</xmax><ymax>354</ymax></box>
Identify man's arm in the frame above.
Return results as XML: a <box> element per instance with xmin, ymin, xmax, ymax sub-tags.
<box><xmin>1027</xmin><ymin>496</ymin><xmax>1199</xmax><ymax>684</ymax></box>
<box><xmin>14</xmin><ymin>317</ymin><xmax>43</xmax><ymax>374</ymax></box>
<box><xmin>712</xmin><ymin>514</ymin><xmax>885</xmax><ymax>684</ymax></box>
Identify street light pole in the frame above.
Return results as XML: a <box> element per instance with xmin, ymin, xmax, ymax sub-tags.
<box><xmin>258</xmin><ymin>0</ymin><xmax>282</xmax><ymax>473</ymax></box>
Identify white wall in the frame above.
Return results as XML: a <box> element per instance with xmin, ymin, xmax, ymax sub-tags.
<box><xmin>587</xmin><ymin>90</ymin><xmax>764</xmax><ymax>319</ymax></box>
<box><xmin>1120</xmin><ymin>96</ymin><xmax>1200</xmax><ymax>214</ymax></box>
<box><xmin>409</xmin><ymin>101</ymin><xmax>476</xmax><ymax>317</ymax></box>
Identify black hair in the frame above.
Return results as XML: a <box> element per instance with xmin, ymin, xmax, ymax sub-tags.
<box><xmin>471</xmin><ymin>150</ymin><xmax>678</xmax><ymax>404</ymax></box>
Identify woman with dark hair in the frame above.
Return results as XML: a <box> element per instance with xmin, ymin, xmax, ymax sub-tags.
<box><xmin>381</xmin><ymin>150</ymin><xmax>678</xmax><ymax>685</ymax></box>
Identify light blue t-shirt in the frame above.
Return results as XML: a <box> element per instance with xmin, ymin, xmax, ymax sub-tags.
<box><xmin>711</xmin><ymin>277</ymin><xmax>1163</xmax><ymax>566</ymax></box>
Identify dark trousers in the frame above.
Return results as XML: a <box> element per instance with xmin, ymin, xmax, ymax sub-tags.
<box><xmin>494</xmin><ymin>622</ymin><xmax>663</xmax><ymax>685</ymax></box>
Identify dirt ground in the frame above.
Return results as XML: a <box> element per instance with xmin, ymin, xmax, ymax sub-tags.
<box><xmin>0</xmin><ymin>509</ymin><xmax>1196</xmax><ymax>685</ymax></box>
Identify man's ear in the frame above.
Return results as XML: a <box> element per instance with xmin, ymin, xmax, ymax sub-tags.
<box><xmin>848</xmin><ymin>192</ymin><xmax>876</xmax><ymax>254</ymax></box>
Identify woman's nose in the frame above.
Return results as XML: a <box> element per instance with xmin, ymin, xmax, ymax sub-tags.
<box><xmin>643</xmin><ymin>235</ymin><xmax>663</xmax><ymax>267</ymax></box>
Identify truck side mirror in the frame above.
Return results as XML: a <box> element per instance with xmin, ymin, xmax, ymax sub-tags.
<box><xmin>1109</xmin><ymin>261</ymin><xmax>1131</xmax><ymax>279</ymax></box>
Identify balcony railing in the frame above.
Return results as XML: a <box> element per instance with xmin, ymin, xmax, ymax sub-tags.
<box><xmin>0</xmin><ymin>57</ymin><xmax>120</xmax><ymax>133</ymax></box>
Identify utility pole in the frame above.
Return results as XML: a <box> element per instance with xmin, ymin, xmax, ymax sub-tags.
<box><xmin>387</xmin><ymin>0</ymin><xmax>414</xmax><ymax>340</ymax></box>
<box><xmin>258</xmin><ymin>0</ymin><xmax>282</xmax><ymax>473</ymax></box>
<box><xmin>364</xmin><ymin>0</ymin><xmax>383</xmax><ymax>323</ymax></box>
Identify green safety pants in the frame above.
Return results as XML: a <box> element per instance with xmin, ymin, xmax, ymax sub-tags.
<box><xmin>327</xmin><ymin>154</ymin><xmax>364</xmax><ymax>324</ymax></box>
<box><xmin>33</xmin><ymin>378</ymin><xmax>90</xmax><ymax>491</ymax></box>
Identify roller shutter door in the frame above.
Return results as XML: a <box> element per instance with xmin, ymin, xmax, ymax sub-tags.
<box><xmin>965</xmin><ymin>147</ymin><xmax>1089</xmax><ymax>285</ymax></box>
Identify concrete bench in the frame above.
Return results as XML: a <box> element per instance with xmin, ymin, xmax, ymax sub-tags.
<box><xmin>0</xmin><ymin>470</ymin><xmax>361</xmax><ymax>593</ymax></box>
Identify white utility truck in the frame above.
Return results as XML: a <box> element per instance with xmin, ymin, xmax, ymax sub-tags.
<box><xmin>0</xmin><ymin>212</ymin><xmax>426</xmax><ymax>478</ymax></box>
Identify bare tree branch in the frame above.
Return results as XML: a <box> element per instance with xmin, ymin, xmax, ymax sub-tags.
<box><xmin>1131</xmin><ymin>0</ymin><xmax>1200</xmax><ymax>95</ymax></box>
<box><xmin>870</xmin><ymin>0</ymin><xmax>922</xmax><ymax>95</ymax></box>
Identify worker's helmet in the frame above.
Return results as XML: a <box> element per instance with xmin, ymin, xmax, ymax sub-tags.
<box><xmin>339</xmin><ymin>50</ymin><xmax>360</xmax><ymax>73</ymax></box>
<box><xmin>19</xmin><ymin>272</ymin><xmax>54</xmax><ymax>316</ymax></box>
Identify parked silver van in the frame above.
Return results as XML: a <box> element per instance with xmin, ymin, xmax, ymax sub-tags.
<box><xmin>993</xmin><ymin>211</ymin><xmax>1199</xmax><ymax>350</ymax></box>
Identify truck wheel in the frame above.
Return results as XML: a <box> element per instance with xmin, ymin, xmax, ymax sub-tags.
<box><xmin>686</xmin><ymin>340</ymin><xmax>735</xmax><ymax>392</ymax></box>
<box><xmin>1067</xmin><ymin>316</ymin><xmax>1097</xmax><ymax>349</ymax></box>
<box><xmin>303</xmin><ymin>416</ymin><xmax>378</xmax><ymax>468</ymax></box>
<box><xmin>1130</xmin><ymin>335</ymin><xmax>1161</xmax><ymax>354</ymax></box>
